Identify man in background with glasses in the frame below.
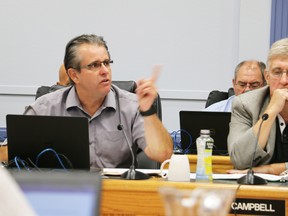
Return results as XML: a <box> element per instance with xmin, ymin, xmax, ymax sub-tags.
<box><xmin>204</xmin><ymin>60</ymin><xmax>266</xmax><ymax>112</ymax></box>
<box><xmin>23</xmin><ymin>34</ymin><xmax>173</xmax><ymax>169</ymax></box>
<box><xmin>228</xmin><ymin>38</ymin><xmax>288</xmax><ymax>175</ymax></box>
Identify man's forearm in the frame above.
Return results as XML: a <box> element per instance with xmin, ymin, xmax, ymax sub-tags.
<box><xmin>253</xmin><ymin>163</ymin><xmax>286</xmax><ymax>175</ymax></box>
<box><xmin>143</xmin><ymin>115</ymin><xmax>173</xmax><ymax>162</ymax></box>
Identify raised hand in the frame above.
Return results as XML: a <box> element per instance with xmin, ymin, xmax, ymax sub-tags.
<box><xmin>136</xmin><ymin>65</ymin><xmax>161</xmax><ymax>112</ymax></box>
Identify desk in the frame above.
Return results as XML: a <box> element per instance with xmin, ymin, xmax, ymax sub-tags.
<box><xmin>187</xmin><ymin>154</ymin><xmax>233</xmax><ymax>173</ymax></box>
<box><xmin>101</xmin><ymin>178</ymin><xmax>288</xmax><ymax>215</ymax></box>
<box><xmin>161</xmin><ymin>154</ymin><xmax>233</xmax><ymax>173</ymax></box>
<box><xmin>0</xmin><ymin>147</ymin><xmax>233</xmax><ymax>173</ymax></box>
<box><xmin>0</xmin><ymin>146</ymin><xmax>7</xmax><ymax>162</ymax></box>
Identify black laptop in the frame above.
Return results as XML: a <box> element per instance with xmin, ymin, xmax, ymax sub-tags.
<box><xmin>10</xmin><ymin>170</ymin><xmax>102</xmax><ymax>216</ymax></box>
<box><xmin>179</xmin><ymin>111</ymin><xmax>231</xmax><ymax>156</ymax></box>
<box><xmin>6</xmin><ymin>115</ymin><xmax>90</xmax><ymax>170</ymax></box>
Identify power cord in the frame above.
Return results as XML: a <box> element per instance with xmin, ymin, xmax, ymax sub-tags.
<box><xmin>8</xmin><ymin>148</ymin><xmax>73</xmax><ymax>171</ymax></box>
<box><xmin>232</xmin><ymin>183</ymin><xmax>241</xmax><ymax>216</ymax></box>
<box><xmin>35</xmin><ymin>148</ymin><xmax>69</xmax><ymax>170</ymax></box>
<box><xmin>26</xmin><ymin>158</ymin><xmax>42</xmax><ymax>171</ymax></box>
<box><xmin>57</xmin><ymin>153</ymin><xmax>74</xmax><ymax>169</ymax></box>
<box><xmin>13</xmin><ymin>156</ymin><xmax>30</xmax><ymax>171</ymax></box>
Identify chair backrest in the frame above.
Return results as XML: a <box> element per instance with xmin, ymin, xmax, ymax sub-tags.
<box><xmin>35</xmin><ymin>81</ymin><xmax>161</xmax><ymax>169</ymax></box>
<box><xmin>112</xmin><ymin>81</ymin><xmax>162</xmax><ymax>121</ymax></box>
<box><xmin>35</xmin><ymin>85</ymin><xmax>67</xmax><ymax>100</ymax></box>
<box><xmin>205</xmin><ymin>88</ymin><xmax>234</xmax><ymax>108</ymax></box>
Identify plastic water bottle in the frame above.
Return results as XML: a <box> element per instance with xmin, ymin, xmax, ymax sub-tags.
<box><xmin>196</xmin><ymin>129</ymin><xmax>213</xmax><ymax>181</ymax></box>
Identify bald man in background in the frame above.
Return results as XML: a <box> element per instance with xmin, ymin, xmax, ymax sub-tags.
<box><xmin>204</xmin><ymin>60</ymin><xmax>266</xmax><ymax>112</ymax></box>
<box><xmin>57</xmin><ymin>64</ymin><xmax>70</xmax><ymax>86</ymax></box>
<box><xmin>35</xmin><ymin>64</ymin><xmax>70</xmax><ymax>99</ymax></box>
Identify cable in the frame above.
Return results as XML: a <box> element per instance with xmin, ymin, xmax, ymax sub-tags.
<box><xmin>170</xmin><ymin>131</ymin><xmax>182</xmax><ymax>152</ymax></box>
<box><xmin>27</xmin><ymin>158</ymin><xmax>42</xmax><ymax>171</ymax></box>
<box><xmin>14</xmin><ymin>157</ymin><xmax>21</xmax><ymax>170</ymax></box>
<box><xmin>28</xmin><ymin>155</ymin><xmax>73</xmax><ymax>172</ymax></box>
<box><xmin>171</xmin><ymin>129</ymin><xmax>193</xmax><ymax>154</ymax></box>
<box><xmin>13</xmin><ymin>156</ymin><xmax>30</xmax><ymax>171</ymax></box>
<box><xmin>232</xmin><ymin>184</ymin><xmax>242</xmax><ymax>216</ymax></box>
<box><xmin>35</xmin><ymin>148</ymin><xmax>67</xmax><ymax>170</ymax></box>
<box><xmin>57</xmin><ymin>153</ymin><xmax>74</xmax><ymax>169</ymax></box>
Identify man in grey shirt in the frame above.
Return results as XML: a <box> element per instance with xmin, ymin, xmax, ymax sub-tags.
<box><xmin>24</xmin><ymin>34</ymin><xmax>173</xmax><ymax>169</ymax></box>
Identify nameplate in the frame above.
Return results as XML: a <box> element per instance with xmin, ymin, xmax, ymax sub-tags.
<box><xmin>230</xmin><ymin>198</ymin><xmax>285</xmax><ymax>215</ymax></box>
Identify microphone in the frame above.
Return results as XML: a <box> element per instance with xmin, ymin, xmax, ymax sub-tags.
<box><xmin>237</xmin><ymin>113</ymin><xmax>269</xmax><ymax>185</ymax></box>
<box><xmin>111</xmin><ymin>84</ymin><xmax>149</xmax><ymax>180</ymax></box>
<box><xmin>118</xmin><ymin>124</ymin><xmax>150</xmax><ymax>180</ymax></box>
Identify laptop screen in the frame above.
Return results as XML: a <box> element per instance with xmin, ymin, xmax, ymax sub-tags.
<box><xmin>10</xmin><ymin>170</ymin><xmax>102</xmax><ymax>216</ymax></box>
<box><xmin>6</xmin><ymin>115</ymin><xmax>90</xmax><ymax>170</ymax></box>
<box><xmin>179</xmin><ymin>111</ymin><xmax>231</xmax><ymax>156</ymax></box>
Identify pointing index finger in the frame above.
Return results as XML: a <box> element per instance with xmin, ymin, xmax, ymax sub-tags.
<box><xmin>151</xmin><ymin>65</ymin><xmax>162</xmax><ymax>82</ymax></box>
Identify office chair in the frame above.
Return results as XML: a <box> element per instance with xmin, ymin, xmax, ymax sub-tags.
<box><xmin>111</xmin><ymin>81</ymin><xmax>162</xmax><ymax>121</ymax></box>
<box><xmin>205</xmin><ymin>88</ymin><xmax>234</xmax><ymax>108</ymax></box>
<box><xmin>35</xmin><ymin>81</ymin><xmax>162</xmax><ymax>169</ymax></box>
<box><xmin>35</xmin><ymin>85</ymin><xmax>67</xmax><ymax>100</ymax></box>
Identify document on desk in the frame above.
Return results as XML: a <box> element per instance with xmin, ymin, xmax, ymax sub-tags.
<box><xmin>102</xmin><ymin>168</ymin><xmax>161</xmax><ymax>176</ymax></box>
<box><xmin>102</xmin><ymin>168</ymin><xmax>283</xmax><ymax>182</ymax></box>
<box><xmin>192</xmin><ymin>173</ymin><xmax>283</xmax><ymax>182</ymax></box>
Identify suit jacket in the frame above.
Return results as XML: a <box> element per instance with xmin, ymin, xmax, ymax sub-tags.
<box><xmin>228</xmin><ymin>86</ymin><xmax>277</xmax><ymax>169</ymax></box>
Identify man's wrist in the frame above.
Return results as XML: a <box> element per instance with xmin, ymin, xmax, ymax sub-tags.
<box><xmin>139</xmin><ymin>105</ymin><xmax>156</xmax><ymax>117</ymax></box>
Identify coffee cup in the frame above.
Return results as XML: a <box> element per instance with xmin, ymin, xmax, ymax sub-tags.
<box><xmin>160</xmin><ymin>154</ymin><xmax>190</xmax><ymax>182</ymax></box>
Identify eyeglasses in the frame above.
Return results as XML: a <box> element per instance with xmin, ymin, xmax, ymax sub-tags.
<box><xmin>235</xmin><ymin>81</ymin><xmax>262</xmax><ymax>89</ymax></box>
<box><xmin>269</xmin><ymin>70</ymin><xmax>288</xmax><ymax>80</ymax></box>
<box><xmin>80</xmin><ymin>60</ymin><xmax>113</xmax><ymax>72</ymax></box>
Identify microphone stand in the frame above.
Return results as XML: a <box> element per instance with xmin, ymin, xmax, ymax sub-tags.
<box><xmin>118</xmin><ymin>124</ymin><xmax>150</xmax><ymax>180</ymax></box>
<box><xmin>237</xmin><ymin>114</ymin><xmax>268</xmax><ymax>185</ymax></box>
<box><xmin>237</xmin><ymin>169</ymin><xmax>267</xmax><ymax>185</ymax></box>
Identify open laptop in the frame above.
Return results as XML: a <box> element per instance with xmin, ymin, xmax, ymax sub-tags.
<box><xmin>179</xmin><ymin>111</ymin><xmax>231</xmax><ymax>156</ymax></box>
<box><xmin>6</xmin><ymin>115</ymin><xmax>90</xmax><ymax>170</ymax></box>
<box><xmin>10</xmin><ymin>170</ymin><xmax>102</xmax><ymax>216</ymax></box>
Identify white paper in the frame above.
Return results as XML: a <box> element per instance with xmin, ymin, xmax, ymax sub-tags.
<box><xmin>190</xmin><ymin>173</ymin><xmax>282</xmax><ymax>182</ymax></box>
<box><xmin>102</xmin><ymin>168</ymin><xmax>284</xmax><ymax>182</ymax></box>
<box><xmin>102</xmin><ymin>168</ymin><xmax>161</xmax><ymax>176</ymax></box>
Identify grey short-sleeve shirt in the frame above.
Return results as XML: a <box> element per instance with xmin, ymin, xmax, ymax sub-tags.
<box><xmin>24</xmin><ymin>85</ymin><xmax>147</xmax><ymax>169</ymax></box>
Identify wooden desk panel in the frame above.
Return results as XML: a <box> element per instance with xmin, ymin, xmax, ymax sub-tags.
<box><xmin>187</xmin><ymin>154</ymin><xmax>233</xmax><ymax>173</ymax></box>
<box><xmin>163</xmin><ymin>155</ymin><xmax>234</xmax><ymax>174</ymax></box>
<box><xmin>101</xmin><ymin>178</ymin><xmax>288</xmax><ymax>215</ymax></box>
<box><xmin>0</xmin><ymin>146</ymin><xmax>7</xmax><ymax>162</ymax></box>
